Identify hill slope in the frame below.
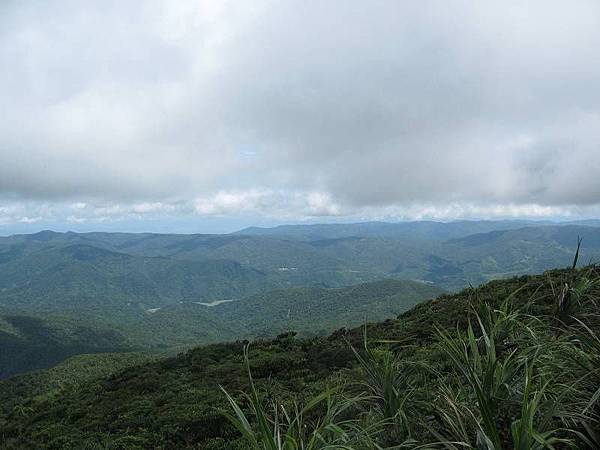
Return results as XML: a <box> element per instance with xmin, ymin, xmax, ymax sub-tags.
<box><xmin>214</xmin><ymin>278</ymin><xmax>443</xmax><ymax>336</ymax></box>
<box><xmin>0</xmin><ymin>244</ymin><xmax>270</xmax><ymax>315</ymax></box>
<box><xmin>0</xmin><ymin>278</ymin><xmax>442</xmax><ymax>377</ymax></box>
<box><xmin>2</xmin><ymin>267</ymin><xmax>597</xmax><ymax>448</ymax></box>
<box><xmin>0</xmin><ymin>308</ymin><xmax>131</xmax><ymax>378</ymax></box>
<box><xmin>235</xmin><ymin>219</ymin><xmax>551</xmax><ymax>240</ymax></box>
<box><xmin>4</xmin><ymin>224</ymin><xmax>600</xmax><ymax>295</ymax></box>
<box><xmin>2</xmin><ymin>223</ymin><xmax>600</xmax><ymax>379</ymax></box>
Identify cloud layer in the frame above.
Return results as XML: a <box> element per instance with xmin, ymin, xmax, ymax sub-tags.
<box><xmin>1</xmin><ymin>0</ymin><xmax>600</xmax><ymax>226</ymax></box>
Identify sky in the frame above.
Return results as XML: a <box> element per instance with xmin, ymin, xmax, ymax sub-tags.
<box><xmin>1</xmin><ymin>0</ymin><xmax>600</xmax><ymax>234</ymax></box>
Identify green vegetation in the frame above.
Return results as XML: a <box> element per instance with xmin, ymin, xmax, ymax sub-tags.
<box><xmin>1</xmin><ymin>266</ymin><xmax>598</xmax><ymax>448</ymax></box>
<box><xmin>212</xmin><ymin>279</ymin><xmax>444</xmax><ymax>337</ymax></box>
<box><xmin>220</xmin><ymin>346</ymin><xmax>373</xmax><ymax>450</ymax></box>
<box><xmin>0</xmin><ymin>352</ymin><xmax>154</xmax><ymax>417</ymax></box>
<box><xmin>0</xmin><ymin>244</ymin><xmax>271</xmax><ymax>314</ymax></box>
<box><xmin>0</xmin><ymin>308</ymin><xmax>132</xmax><ymax>378</ymax></box>
<box><xmin>0</xmin><ymin>278</ymin><xmax>441</xmax><ymax>377</ymax></box>
<box><xmin>2</xmin><ymin>223</ymin><xmax>600</xmax><ymax>377</ymax></box>
<box><xmin>3</xmin><ymin>223</ymin><xmax>600</xmax><ymax>303</ymax></box>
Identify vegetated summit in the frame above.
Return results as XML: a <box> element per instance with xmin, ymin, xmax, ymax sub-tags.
<box><xmin>1</xmin><ymin>264</ymin><xmax>598</xmax><ymax>449</ymax></box>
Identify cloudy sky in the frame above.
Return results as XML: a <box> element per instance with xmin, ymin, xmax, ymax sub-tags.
<box><xmin>1</xmin><ymin>0</ymin><xmax>600</xmax><ymax>233</ymax></box>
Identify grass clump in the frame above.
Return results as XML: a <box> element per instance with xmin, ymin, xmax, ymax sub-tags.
<box><xmin>221</xmin><ymin>346</ymin><xmax>376</xmax><ymax>450</ymax></box>
<box><xmin>225</xmin><ymin>267</ymin><xmax>600</xmax><ymax>449</ymax></box>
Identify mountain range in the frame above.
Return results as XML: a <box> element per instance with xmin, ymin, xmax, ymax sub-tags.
<box><xmin>1</xmin><ymin>220</ymin><xmax>600</xmax><ymax>377</ymax></box>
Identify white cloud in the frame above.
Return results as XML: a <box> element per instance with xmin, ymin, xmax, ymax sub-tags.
<box><xmin>193</xmin><ymin>190</ymin><xmax>341</xmax><ymax>218</ymax></box>
<box><xmin>1</xmin><ymin>1</ymin><xmax>600</xmax><ymax>226</ymax></box>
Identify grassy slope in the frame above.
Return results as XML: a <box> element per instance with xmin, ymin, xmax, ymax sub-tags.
<box><xmin>1</xmin><ymin>267</ymin><xmax>593</xmax><ymax>449</ymax></box>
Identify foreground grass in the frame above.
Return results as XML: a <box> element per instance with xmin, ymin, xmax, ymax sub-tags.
<box><xmin>223</xmin><ymin>266</ymin><xmax>600</xmax><ymax>449</ymax></box>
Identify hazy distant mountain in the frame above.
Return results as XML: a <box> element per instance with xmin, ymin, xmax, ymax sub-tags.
<box><xmin>234</xmin><ymin>219</ymin><xmax>567</xmax><ymax>240</ymax></box>
<box><xmin>2</xmin><ymin>222</ymin><xmax>600</xmax><ymax>303</ymax></box>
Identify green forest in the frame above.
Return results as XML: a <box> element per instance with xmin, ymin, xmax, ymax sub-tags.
<box><xmin>3</xmin><ymin>223</ymin><xmax>600</xmax><ymax>378</ymax></box>
<box><xmin>1</xmin><ymin>264</ymin><xmax>598</xmax><ymax>448</ymax></box>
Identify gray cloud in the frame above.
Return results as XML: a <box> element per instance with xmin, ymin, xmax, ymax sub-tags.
<box><xmin>1</xmin><ymin>0</ymin><xmax>600</xmax><ymax>224</ymax></box>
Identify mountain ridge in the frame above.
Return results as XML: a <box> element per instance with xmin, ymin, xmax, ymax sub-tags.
<box><xmin>2</xmin><ymin>266</ymin><xmax>597</xmax><ymax>448</ymax></box>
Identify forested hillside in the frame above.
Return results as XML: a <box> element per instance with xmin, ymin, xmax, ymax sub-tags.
<box><xmin>0</xmin><ymin>308</ymin><xmax>132</xmax><ymax>378</ymax></box>
<box><xmin>1</xmin><ymin>222</ymin><xmax>600</xmax><ymax>377</ymax></box>
<box><xmin>0</xmin><ymin>278</ymin><xmax>441</xmax><ymax>377</ymax></box>
<box><xmin>1</xmin><ymin>266</ymin><xmax>598</xmax><ymax>448</ymax></box>
<box><xmin>3</xmin><ymin>223</ymin><xmax>600</xmax><ymax>297</ymax></box>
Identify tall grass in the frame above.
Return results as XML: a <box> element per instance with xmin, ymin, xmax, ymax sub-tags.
<box><xmin>348</xmin><ymin>330</ymin><xmax>419</xmax><ymax>446</ymax></box>
<box><xmin>552</xmin><ymin>239</ymin><xmax>599</xmax><ymax>326</ymax></box>
<box><xmin>435</xmin><ymin>302</ymin><xmax>521</xmax><ymax>448</ymax></box>
<box><xmin>223</xmin><ymin>267</ymin><xmax>600</xmax><ymax>449</ymax></box>
<box><xmin>433</xmin><ymin>295</ymin><xmax>582</xmax><ymax>449</ymax></box>
<box><xmin>565</xmin><ymin>316</ymin><xmax>600</xmax><ymax>448</ymax></box>
<box><xmin>220</xmin><ymin>346</ymin><xmax>375</xmax><ymax>450</ymax></box>
<box><xmin>349</xmin><ymin>331</ymin><xmax>413</xmax><ymax>424</ymax></box>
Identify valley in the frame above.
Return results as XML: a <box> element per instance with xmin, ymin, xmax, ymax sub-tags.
<box><xmin>1</xmin><ymin>220</ymin><xmax>599</xmax><ymax>378</ymax></box>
